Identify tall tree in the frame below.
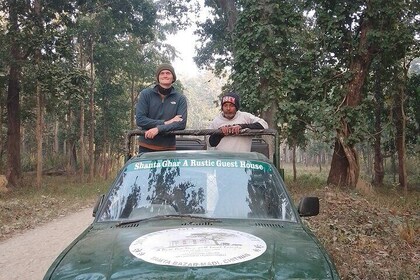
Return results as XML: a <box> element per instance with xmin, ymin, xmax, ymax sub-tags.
<box><xmin>5</xmin><ymin>0</ymin><xmax>23</xmax><ymax>188</ymax></box>
<box><xmin>0</xmin><ymin>11</ymin><xmax>8</xmax><ymax>173</ymax></box>
<box><xmin>71</xmin><ymin>0</ymin><xmax>158</xmax><ymax>181</ymax></box>
<box><xmin>34</xmin><ymin>0</ymin><xmax>43</xmax><ymax>187</ymax></box>
<box><xmin>197</xmin><ymin>0</ymin><xmax>418</xmax><ymax>189</ymax></box>
<box><xmin>372</xmin><ymin>63</ymin><xmax>385</xmax><ymax>186</ymax></box>
<box><xmin>310</xmin><ymin>0</ymin><xmax>417</xmax><ymax>187</ymax></box>
<box><xmin>1</xmin><ymin>0</ymin><xmax>195</xmax><ymax>187</ymax></box>
<box><xmin>3</xmin><ymin>0</ymin><xmax>82</xmax><ymax>186</ymax></box>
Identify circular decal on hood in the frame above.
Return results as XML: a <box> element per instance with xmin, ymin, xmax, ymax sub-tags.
<box><xmin>129</xmin><ymin>227</ymin><xmax>267</xmax><ymax>267</ymax></box>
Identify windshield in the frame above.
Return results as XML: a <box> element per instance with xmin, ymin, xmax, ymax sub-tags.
<box><xmin>98</xmin><ymin>158</ymin><xmax>296</xmax><ymax>222</ymax></box>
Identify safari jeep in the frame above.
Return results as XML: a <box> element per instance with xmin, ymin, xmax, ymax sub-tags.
<box><xmin>44</xmin><ymin>129</ymin><xmax>340</xmax><ymax>280</ymax></box>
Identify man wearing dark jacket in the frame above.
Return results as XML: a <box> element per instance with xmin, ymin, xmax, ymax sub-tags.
<box><xmin>136</xmin><ymin>63</ymin><xmax>187</xmax><ymax>152</ymax></box>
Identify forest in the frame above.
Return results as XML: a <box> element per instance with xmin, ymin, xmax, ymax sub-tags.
<box><xmin>0</xmin><ymin>0</ymin><xmax>419</xmax><ymax>191</ymax></box>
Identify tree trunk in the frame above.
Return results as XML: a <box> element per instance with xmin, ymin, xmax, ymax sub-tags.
<box><xmin>80</xmin><ymin>100</ymin><xmax>85</xmax><ymax>182</ymax></box>
<box><xmin>0</xmin><ymin>92</ymin><xmax>4</xmax><ymax>173</ymax></box>
<box><xmin>102</xmin><ymin>96</ymin><xmax>109</xmax><ymax>179</ymax></box>
<box><xmin>327</xmin><ymin>16</ymin><xmax>375</xmax><ymax>188</ymax></box>
<box><xmin>53</xmin><ymin>120</ymin><xmax>59</xmax><ymax>154</ymax></box>
<box><xmin>393</xmin><ymin>82</ymin><xmax>407</xmax><ymax>192</ymax></box>
<box><xmin>35</xmin><ymin>79</ymin><xmax>43</xmax><ymax>187</ymax></box>
<box><xmin>6</xmin><ymin>0</ymin><xmax>21</xmax><ymax>188</ymax></box>
<box><xmin>391</xmin><ymin>150</ymin><xmax>397</xmax><ymax>183</ymax></box>
<box><xmin>104</xmin><ymin>143</ymin><xmax>110</xmax><ymax>180</ymax></box>
<box><xmin>260</xmin><ymin>77</ymin><xmax>278</xmax><ymax>162</ymax></box>
<box><xmin>66</xmin><ymin>111</ymin><xmax>77</xmax><ymax>175</ymax></box>
<box><xmin>88</xmin><ymin>39</ymin><xmax>95</xmax><ymax>182</ymax></box>
<box><xmin>94</xmin><ymin>151</ymin><xmax>100</xmax><ymax>178</ymax></box>
<box><xmin>318</xmin><ymin>153</ymin><xmax>322</xmax><ymax>172</ymax></box>
<box><xmin>328</xmin><ymin>122</ymin><xmax>360</xmax><ymax>187</ymax></box>
<box><xmin>34</xmin><ymin>0</ymin><xmax>43</xmax><ymax>188</ymax></box>
<box><xmin>373</xmin><ymin>66</ymin><xmax>384</xmax><ymax>186</ymax></box>
<box><xmin>78</xmin><ymin>37</ymin><xmax>86</xmax><ymax>182</ymax></box>
<box><xmin>131</xmin><ymin>79</ymin><xmax>136</xmax><ymax>129</ymax></box>
<box><xmin>130</xmin><ymin>78</ymin><xmax>136</xmax><ymax>155</ymax></box>
<box><xmin>365</xmin><ymin>145</ymin><xmax>372</xmax><ymax>177</ymax></box>
<box><xmin>292</xmin><ymin>145</ymin><xmax>297</xmax><ymax>182</ymax></box>
<box><xmin>63</xmin><ymin>138</ymin><xmax>67</xmax><ymax>159</ymax></box>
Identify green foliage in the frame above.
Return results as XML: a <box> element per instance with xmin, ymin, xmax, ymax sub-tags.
<box><xmin>95</xmin><ymin>81</ymin><xmax>130</xmax><ymax>154</ymax></box>
<box><xmin>308</xmin><ymin>0</ymin><xmax>418</xmax><ymax>142</ymax></box>
<box><xmin>194</xmin><ymin>0</ymin><xmax>419</xmax><ymax>188</ymax></box>
<box><xmin>0</xmin><ymin>0</ymin><xmax>195</xmax><ymax>177</ymax></box>
<box><xmin>1</xmin><ymin>0</ymin><xmax>418</xmax><ymax>184</ymax></box>
<box><xmin>119</xmin><ymin>39</ymin><xmax>168</xmax><ymax>87</ymax></box>
<box><xmin>286</xmin><ymin>173</ymin><xmax>327</xmax><ymax>190</ymax></box>
<box><xmin>231</xmin><ymin>0</ymin><xmax>304</xmax><ymax>108</ymax></box>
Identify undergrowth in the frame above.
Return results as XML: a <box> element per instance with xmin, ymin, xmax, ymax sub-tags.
<box><xmin>0</xmin><ymin>175</ymin><xmax>112</xmax><ymax>241</ymax></box>
<box><xmin>282</xmin><ymin>164</ymin><xmax>419</xmax><ymax>280</ymax></box>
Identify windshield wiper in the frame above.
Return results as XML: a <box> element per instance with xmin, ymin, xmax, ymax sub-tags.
<box><xmin>116</xmin><ymin>214</ymin><xmax>221</xmax><ymax>227</ymax></box>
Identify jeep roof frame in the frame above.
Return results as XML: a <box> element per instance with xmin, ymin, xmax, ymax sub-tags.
<box><xmin>125</xmin><ymin>129</ymin><xmax>280</xmax><ymax>170</ymax></box>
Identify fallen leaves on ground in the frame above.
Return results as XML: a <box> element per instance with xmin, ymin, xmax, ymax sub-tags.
<box><xmin>293</xmin><ymin>187</ymin><xmax>420</xmax><ymax>280</ymax></box>
<box><xmin>0</xmin><ymin>195</ymin><xmax>92</xmax><ymax>242</ymax></box>
<box><xmin>1</xmin><ymin>183</ymin><xmax>419</xmax><ymax>279</ymax></box>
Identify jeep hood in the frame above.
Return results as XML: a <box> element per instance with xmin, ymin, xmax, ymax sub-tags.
<box><xmin>44</xmin><ymin>221</ymin><xmax>339</xmax><ymax>279</ymax></box>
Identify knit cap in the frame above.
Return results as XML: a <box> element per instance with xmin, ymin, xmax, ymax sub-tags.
<box><xmin>156</xmin><ymin>63</ymin><xmax>176</xmax><ymax>83</ymax></box>
<box><xmin>221</xmin><ymin>92</ymin><xmax>240</xmax><ymax>110</ymax></box>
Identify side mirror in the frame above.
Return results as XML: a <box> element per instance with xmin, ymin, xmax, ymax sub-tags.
<box><xmin>92</xmin><ymin>194</ymin><xmax>105</xmax><ymax>217</ymax></box>
<box><xmin>298</xmin><ymin>197</ymin><xmax>319</xmax><ymax>217</ymax></box>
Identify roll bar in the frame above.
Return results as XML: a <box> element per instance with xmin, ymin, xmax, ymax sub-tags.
<box><xmin>125</xmin><ymin>129</ymin><xmax>280</xmax><ymax>169</ymax></box>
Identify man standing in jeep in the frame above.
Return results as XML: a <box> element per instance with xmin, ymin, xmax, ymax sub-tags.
<box><xmin>136</xmin><ymin>63</ymin><xmax>187</xmax><ymax>152</ymax></box>
<box><xmin>209</xmin><ymin>92</ymin><xmax>268</xmax><ymax>152</ymax></box>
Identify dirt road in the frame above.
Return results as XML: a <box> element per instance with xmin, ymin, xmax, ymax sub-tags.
<box><xmin>0</xmin><ymin>208</ymin><xmax>93</xmax><ymax>280</ymax></box>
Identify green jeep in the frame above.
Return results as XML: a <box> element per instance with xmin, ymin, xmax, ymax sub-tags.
<box><xmin>44</xmin><ymin>129</ymin><xmax>340</xmax><ymax>279</ymax></box>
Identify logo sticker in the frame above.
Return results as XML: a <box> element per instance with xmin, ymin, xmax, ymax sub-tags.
<box><xmin>129</xmin><ymin>227</ymin><xmax>267</xmax><ymax>267</ymax></box>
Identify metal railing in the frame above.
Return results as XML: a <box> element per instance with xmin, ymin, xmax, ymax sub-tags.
<box><xmin>125</xmin><ymin>129</ymin><xmax>280</xmax><ymax>169</ymax></box>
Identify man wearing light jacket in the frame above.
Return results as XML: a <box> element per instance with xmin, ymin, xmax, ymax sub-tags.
<box><xmin>209</xmin><ymin>92</ymin><xmax>268</xmax><ymax>152</ymax></box>
<box><xmin>136</xmin><ymin>63</ymin><xmax>187</xmax><ymax>152</ymax></box>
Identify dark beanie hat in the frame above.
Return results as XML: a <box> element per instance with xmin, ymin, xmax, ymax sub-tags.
<box><xmin>156</xmin><ymin>63</ymin><xmax>176</xmax><ymax>83</ymax></box>
<box><xmin>221</xmin><ymin>92</ymin><xmax>240</xmax><ymax>110</ymax></box>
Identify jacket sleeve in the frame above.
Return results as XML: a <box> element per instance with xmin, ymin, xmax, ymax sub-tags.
<box><xmin>157</xmin><ymin>94</ymin><xmax>188</xmax><ymax>132</ymax></box>
<box><xmin>239</xmin><ymin>123</ymin><xmax>264</xmax><ymax>129</ymax></box>
<box><xmin>209</xmin><ymin>134</ymin><xmax>223</xmax><ymax>147</ymax></box>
